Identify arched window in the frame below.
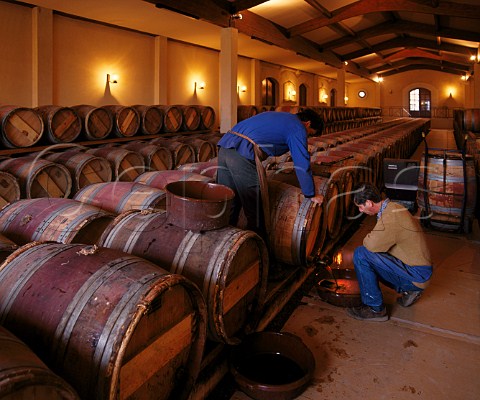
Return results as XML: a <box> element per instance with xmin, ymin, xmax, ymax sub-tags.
<box><xmin>330</xmin><ymin>88</ymin><xmax>337</xmax><ymax>107</ymax></box>
<box><xmin>299</xmin><ymin>84</ymin><xmax>307</xmax><ymax>106</ymax></box>
<box><xmin>409</xmin><ymin>88</ymin><xmax>431</xmax><ymax>118</ymax></box>
<box><xmin>262</xmin><ymin>77</ymin><xmax>277</xmax><ymax>106</ymax></box>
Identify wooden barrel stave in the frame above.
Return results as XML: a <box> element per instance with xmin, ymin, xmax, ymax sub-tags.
<box><xmin>196</xmin><ymin>105</ymin><xmax>216</xmax><ymax>130</ymax></box>
<box><xmin>35</xmin><ymin>105</ymin><xmax>82</xmax><ymax>144</ymax></box>
<box><xmin>73</xmin><ymin>181</ymin><xmax>166</xmax><ymax>214</ymax></box>
<box><xmin>71</xmin><ymin>105</ymin><xmax>113</xmax><ymax>140</ymax></box>
<box><xmin>157</xmin><ymin>105</ymin><xmax>183</xmax><ymax>133</ymax></box>
<box><xmin>265</xmin><ymin>178</ymin><xmax>324</xmax><ymax>265</ymax></box>
<box><xmin>98</xmin><ymin>209</ymin><xmax>268</xmax><ymax>344</ymax></box>
<box><xmin>45</xmin><ymin>150</ymin><xmax>112</xmax><ymax>194</ymax></box>
<box><xmin>0</xmin><ymin>198</ymin><xmax>114</xmax><ymax>245</ymax></box>
<box><xmin>103</xmin><ymin>105</ymin><xmax>140</xmax><ymax>137</ymax></box>
<box><xmin>0</xmin><ymin>106</ymin><xmax>44</xmax><ymax>148</ymax></box>
<box><xmin>0</xmin><ymin>171</ymin><xmax>21</xmax><ymax>209</ymax></box>
<box><xmin>0</xmin><ymin>326</ymin><xmax>79</xmax><ymax>399</ymax></box>
<box><xmin>178</xmin><ymin>105</ymin><xmax>201</xmax><ymax>131</ymax></box>
<box><xmin>149</xmin><ymin>138</ymin><xmax>196</xmax><ymax>168</ymax></box>
<box><xmin>135</xmin><ymin>170</ymin><xmax>213</xmax><ymax>190</ymax></box>
<box><xmin>133</xmin><ymin>105</ymin><xmax>164</xmax><ymax>135</ymax></box>
<box><xmin>0</xmin><ymin>156</ymin><xmax>72</xmax><ymax>198</ymax></box>
<box><xmin>121</xmin><ymin>142</ymin><xmax>173</xmax><ymax>171</ymax></box>
<box><xmin>86</xmin><ymin>147</ymin><xmax>145</xmax><ymax>182</ymax></box>
<box><xmin>418</xmin><ymin>151</ymin><xmax>477</xmax><ymax>230</ymax></box>
<box><xmin>0</xmin><ymin>242</ymin><xmax>207</xmax><ymax>400</ymax></box>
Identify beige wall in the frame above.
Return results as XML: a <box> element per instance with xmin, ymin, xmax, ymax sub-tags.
<box><xmin>237</xmin><ymin>56</ymin><xmax>251</xmax><ymax>106</ymax></box>
<box><xmin>53</xmin><ymin>15</ymin><xmax>155</xmax><ymax>107</ymax></box>
<box><xmin>167</xmin><ymin>41</ymin><xmax>219</xmax><ymax>109</ymax></box>
<box><xmin>0</xmin><ymin>1</ymin><xmax>33</xmax><ymax>106</ymax></box>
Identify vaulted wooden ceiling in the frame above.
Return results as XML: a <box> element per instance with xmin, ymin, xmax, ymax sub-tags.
<box><xmin>145</xmin><ymin>0</ymin><xmax>480</xmax><ymax>81</ymax></box>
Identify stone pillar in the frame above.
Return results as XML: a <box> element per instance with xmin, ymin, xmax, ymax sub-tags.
<box><xmin>154</xmin><ymin>36</ymin><xmax>168</xmax><ymax>105</ymax></box>
<box><xmin>32</xmin><ymin>7</ymin><xmax>53</xmax><ymax>107</ymax></box>
<box><xmin>220</xmin><ymin>27</ymin><xmax>238</xmax><ymax>133</ymax></box>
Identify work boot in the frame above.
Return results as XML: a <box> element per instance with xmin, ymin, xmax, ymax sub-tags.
<box><xmin>397</xmin><ymin>290</ymin><xmax>423</xmax><ymax>307</ymax></box>
<box><xmin>346</xmin><ymin>304</ymin><xmax>388</xmax><ymax>322</ymax></box>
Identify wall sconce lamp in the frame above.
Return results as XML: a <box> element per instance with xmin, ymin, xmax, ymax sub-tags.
<box><xmin>344</xmin><ymin>96</ymin><xmax>349</xmax><ymax>103</ymax></box>
<box><xmin>237</xmin><ymin>85</ymin><xmax>247</xmax><ymax>93</ymax></box>
<box><xmin>322</xmin><ymin>94</ymin><xmax>329</xmax><ymax>100</ymax></box>
<box><xmin>107</xmin><ymin>74</ymin><xmax>118</xmax><ymax>84</ymax></box>
<box><xmin>288</xmin><ymin>90</ymin><xmax>297</xmax><ymax>101</ymax></box>
<box><xmin>194</xmin><ymin>81</ymin><xmax>206</xmax><ymax>91</ymax></box>
<box><xmin>375</xmin><ymin>76</ymin><xmax>384</xmax><ymax>83</ymax></box>
<box><xmin>461</xmin><ymin>74</ymin><xmax>468</xmax><ymax>81</ymax></box>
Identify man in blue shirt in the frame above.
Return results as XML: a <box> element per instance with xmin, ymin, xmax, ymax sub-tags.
<box><xmin>216</xmin><ymin>109</ymin><xmax>324</xmax><ymax>240</ymax></box>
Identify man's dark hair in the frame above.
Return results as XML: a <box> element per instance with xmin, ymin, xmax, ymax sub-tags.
<box><xmin>353</xmin><ymin>182</ymin><xmax>382</xmax><ymax>205</ymax></box>
<box><xmin>296</xmin><ymin>108</ymin><xmax>324</xmax><ymax>134</ymax></box>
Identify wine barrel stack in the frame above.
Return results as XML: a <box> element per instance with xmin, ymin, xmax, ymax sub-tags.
<box><xmin>0</xmin><ymin>106</ymin><xmax>433</xmax><ymax>399</ymax></box>
<box><xmin>452</xmin><ymin>108</ymin><xmax>480</xmax><ymax>221</ymax></box>
<box><xmin>237</xmin><ymin>105</ymin><xmax>383</xmax><ymax>133</ymax></box>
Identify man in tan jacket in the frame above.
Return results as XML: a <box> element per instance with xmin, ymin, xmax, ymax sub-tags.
<box><xmin>346</xmin><ymin>183</ymin><xmax>432</xmax><ymax>322</ymax></box>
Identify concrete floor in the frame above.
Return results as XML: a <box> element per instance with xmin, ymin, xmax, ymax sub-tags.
<box><xmin>230</xmin><ymin>129</ymin><xmax>480</xmax><ymax>400</ymax></box>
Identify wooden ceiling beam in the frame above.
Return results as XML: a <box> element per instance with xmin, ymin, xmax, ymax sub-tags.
<box><xmin>370</xmin><ymin>58</ymin><xmax>469</xmax><ymax>74</ymax></box>
<box><xmin>322</xmin><ymin>20</ymin><xmax>480</xmax><ymax>51</ymax></box>
<box><xmin>381</xmin><ymin>64</ymin><xmax>467</xmax><ymax>77</ymax></box>
<box><xmin>289</xmin><ymin>0</ymin><xmax>480</xmax><ymax>37</ymax></box>
<box><xmin>342</xmin><ymin>37</ymin><xmax>476</xmax><ymax>60</ymax></box>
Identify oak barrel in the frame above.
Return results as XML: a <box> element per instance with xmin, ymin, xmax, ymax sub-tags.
<box><xmin>0</xmin><ymin>105</ymin><xmax>44</xmax><ymax>148</ymax></box>
<box><xmin>0</xmin><ymin>232</ymin><xmax>18</xmax><ymax>264</ymax></box>
<box><xmin>0</xmin><ymin>156</ymin><xmax>72</xmax><ymax>198</ymax></box>
<box><xmin>149</xmin><ymin>138</ymin><xmax>196</xmax><ymax>167</ymax></box>
<box><xmin>73</xmin><ymin>181</ymin><xmax>166</xmax><ymax>214</ymax></box>
<box><xmin>121</xmin><ymin>142</ymin><xmax>173</xmax><ymax>171</ymax></box>
<box><xmin>71</xmin><ymin>104</ymin><xmax>113</xmax><ymax>140</ymax></box>
<box><xmin>237</xmin><ymin>105</ymin><xmax>257</xmax><ymax>122</ymax></box>
<box><xmin>269</xmin><ymin>167</ymin><xmax>342</xmax><ymax>243</ymax></box>
<box><xmin>86</xmin><ymin>147</ymin><xmax>145</xmax><ymax>181</ymax></box>
<box><xmin>45</xmin><ymin>150</ymin><xmax>112</xmax><ymax>194</ymax></box>
<box><xmin>135</xmin><ymin>170</ymin><xmax>213</xmax><ymax>190</ymax></box>
<box><xmin>103</xmin><ymin>105</ymin><xmax>140</xmax><ymax>137</ymax></box>
<box><xmin>463</xmin><ymin>108</ymin><xmax>480</xmax><ymax>132</ymax></box>
<box><xmin>0</xmin><ymin>198</ymin><xmax>114</xmax><ymax>245</ymax></box>
<box><xmin>266</xmin><ymin>179</ymin><xmax>323</xmax><ymax>266</ymax></box>
<box><xmin>0</xmin><ymin>326</ymin><xmax>79</xmax><ymax>399</ymax></box>
<box><xmin>0</xmin><ymin>171</ymin><xmax>21</xmax><ymax>209</ymax></box>
<box><xmin>418</xmin><ymin>150</ymin><xmax>477</xmax><ymax>231</ymax></box>
<box><xmin>177</xmin><ymin>159</ymin><xmax>219</xmax><ymax>180</ymax></box>
<box><xmin>178</xmin><ymin>105</ymin><xmax>201</xmax><ymax>131</ymax></box>
<box><xmin>99</xmin><ymin>209</ymin><xmax>268</xmax><ymax>344</ymax></box>
<box><xmin>132</xmin><ymin>105</ymin><xmax>164</xmax><ymax>135</ymax></box>
<box><xmin>310</xmin><ymin>155</ymin><xmax>357</xmax><ymax>218</ymax></box>
<box><xmin>157</xmin><ymin>105</ymin><xmax>183</xmax><ymax>133</ymax></box>
<box><xmin>35</xmin><ymin>105</ymin><xmax>82</xmax><ymax>144</ymax></box>
<box><xmin>196</xmin><ymin>105</ymin><xmax>216</xmax><ymax>130</ymax></box>
<box><xmin>174</xmin><ymin>136</ymin><xmax>216</xmax><ymax>162</ymax></box>
<box><xmin>0</xmin><ymin>242</ymin><xmax>207</xmax><ymax>400</ymax></box>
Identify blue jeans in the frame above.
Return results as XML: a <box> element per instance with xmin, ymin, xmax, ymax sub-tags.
<box><xmin>354</xmin><ymin>246</ymin><xmax>432</xmax><ymax>308</ymax></box>
<box><xmin>216</xmin><ymin>147</ymin><xmax>266</xmax><ymax>238</ymax></box>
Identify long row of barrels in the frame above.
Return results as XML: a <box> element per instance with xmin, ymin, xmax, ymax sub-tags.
<box><xmin>0</xmin><ymin>132</ymin><xmax>220</xmax><ymax>203</ymax></box>
<box><xmin>237</xmin><ymin>105</ymin><xmax>383</xmax><ymax>134</ymax></box>
<box><xmin>0</xmin><ymin>104</ymin><xmax>216</xmax><ymax>148</ymax></box>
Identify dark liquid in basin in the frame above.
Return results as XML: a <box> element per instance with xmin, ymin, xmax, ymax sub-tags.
<box><xmin>235</xmin><ymin>353</ymin><xmax>305</xmax><ymax>385</ymax></box>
